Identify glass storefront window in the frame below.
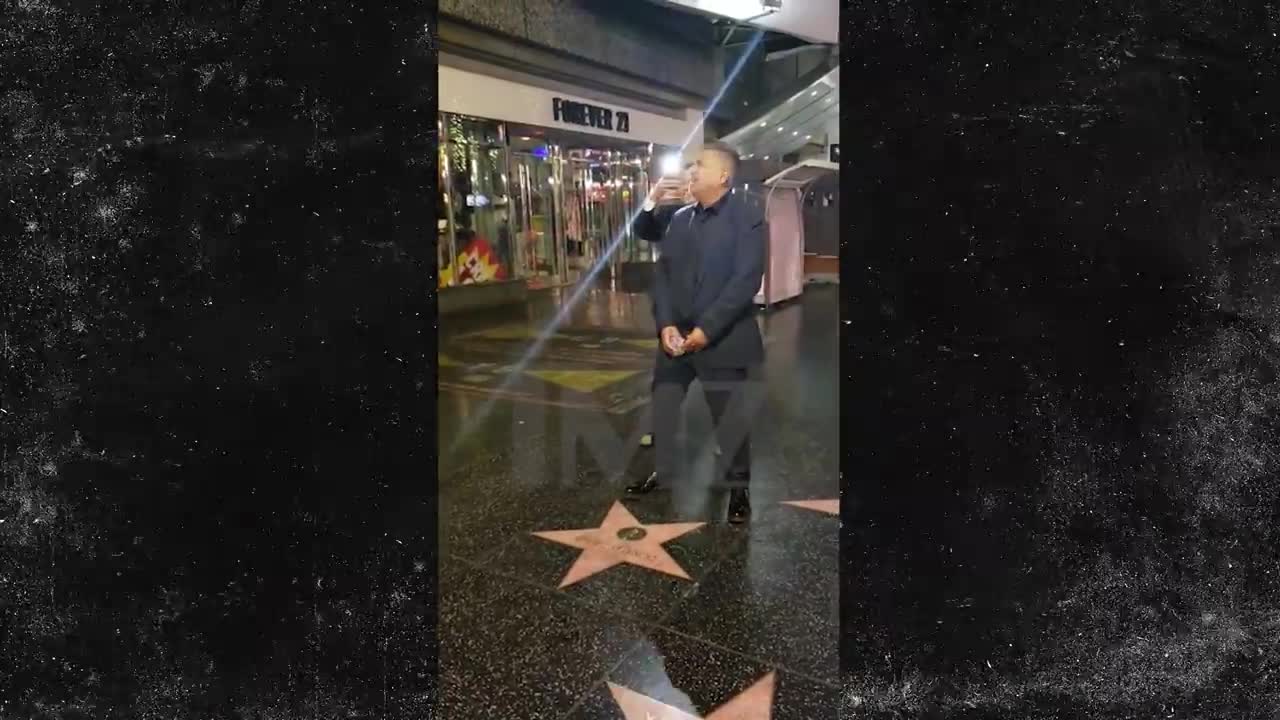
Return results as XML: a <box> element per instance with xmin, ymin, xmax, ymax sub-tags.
<box><xmin>508</xmin><ymin>139</ymin><xmax>566</xmax><ymax>289</ymax></box>
<box><xmin>566</xmin><ymin>149</ymin><xmax>663</xmax><ymax>274</ymax></box>
<box><xmin>618</xmin><ymin>154</ymin><xmax>658</xmax><ymax>264</ymax></box>
<box><xmin>438</xmin><ymin>133</ymin><xmax>456</xmax><ymax>288</ymax></box>
<box><xmin>440</xmin><ymin>113</ymin><xmax>513</xmax><ymax>286</ymax></box>
<box><xmin>438</xmin><ymin>111</ymin><xmax>672</xmax><ymax>291</ymax></box>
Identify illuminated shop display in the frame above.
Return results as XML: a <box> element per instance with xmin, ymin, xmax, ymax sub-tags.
<box><xmin>438</xmin><ymin>112</ymin><xmax>674</xmax><ymax>289</ymax></box>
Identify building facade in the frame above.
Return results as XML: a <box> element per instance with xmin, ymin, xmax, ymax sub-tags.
<box><xmin>436</xmin><ymin>3</ymin><xmax>717</xmax><ymax>295</ymax></box>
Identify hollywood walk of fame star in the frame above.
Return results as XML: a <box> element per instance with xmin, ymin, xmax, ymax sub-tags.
<box><xmin>531</xmin><ymin>502</ymin><xmax>706</xmax><ymax>588</ymax></box>
<box><xmin>780</xmin><ymin>499</ymin><xmax>838</xmax><ymax>515</ymax></box>
<box><xmin>608</xmin><ymin>672</ymin><xmax>776</xmax><ymax>719</ymax></box>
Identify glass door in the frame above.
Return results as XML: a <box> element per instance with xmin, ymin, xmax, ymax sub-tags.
<box><xmin>438</xmin><ymin>129</ymin><xmax>458</xmax><ymax>288</ymax></box>
<box><xmin>604</xmin><ymin>153</ymin><xmax>626</xmax><ymax>279</ymax></box>
<box><xmin>501</xmin><ymin>129</ymin><xmax>667</xmax><ymax>287</ymax></box>
<box><xmin>566</xmin><ymin>155</ymin><xmax>594</xmax><ymax>280</ymax></box>
<box><xmin>615</xmin><ymin>155</ymin><xmax>652</xmax><ymax>265</ymax></box>
<box><xmin>510</xmin><ymin>151</ymin><xmax>562</xmax><ymax>288</ymax></box>
<box><xmin>442</xmin><ymin>114</ymin><xmax>512</xmax><ymax>285</ymax></box>
<box><xmin>634</xmin><ymin>164</ymin><xmax>654</xmax><ymax>261</ymax></box>
<box><xmin>568</xmin><ymin>150</ymin><xmax>634</xmax><ymax>280</ymax></box>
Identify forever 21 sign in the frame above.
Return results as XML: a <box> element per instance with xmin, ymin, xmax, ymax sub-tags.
<box><xmin>552</xmin><ymin>97</ymin><xmax>630</xmax><ymax>133</ymax></box>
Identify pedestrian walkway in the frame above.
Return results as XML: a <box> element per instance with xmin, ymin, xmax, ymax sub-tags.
<box><xmin>437</xmin><ymin>285</ymin><xmax>840</xmax><ymax>718</ymax></box>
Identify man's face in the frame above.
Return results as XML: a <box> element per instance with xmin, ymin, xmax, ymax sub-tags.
<box><xmin>689</xmin><ymin>148</ymin><xmax>729</xmax><ymax>197</ymax></box>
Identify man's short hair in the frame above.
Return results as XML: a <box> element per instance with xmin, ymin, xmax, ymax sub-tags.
<box><xmin>702</xmin><ymin>141</ymin><xmax>740</xmax><ymax>184</ymax></box>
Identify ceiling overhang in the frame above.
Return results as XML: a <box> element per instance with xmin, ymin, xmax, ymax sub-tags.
<box><xmin>646</xmin><ymin>0</ymin><xmax>838</xmax><ymax>45</ymax></box>
<box><xmin>719</xmin><ymin>67</ymin><xmax>838</xmax><ymax>161</ymax></box>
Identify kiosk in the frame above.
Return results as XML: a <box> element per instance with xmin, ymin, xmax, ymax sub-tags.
<box><xmin>755</xmin><ymin>158</ymin><xmax>839</xmax><ymax>306</ymax></box>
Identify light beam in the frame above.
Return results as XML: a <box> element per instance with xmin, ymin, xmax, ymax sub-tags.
<box><xmin>445</xmin><ymin>29</ymin><xmax>768</xmax><ymax>459</ymax></box>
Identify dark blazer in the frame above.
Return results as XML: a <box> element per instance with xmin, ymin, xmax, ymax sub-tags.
<box><xmin>643</xmin><ymin>191</ymin><xmax>766</xmax><ymax>370</ymax></box>
<box><xmin>633</xmin><ymin>203</ymin><xmax>680</xmax><ymax>244</ymax></box>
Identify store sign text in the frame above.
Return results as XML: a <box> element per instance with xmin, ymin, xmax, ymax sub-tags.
<box><xmin>552</xmin><ymin>97</ymin><xmax>630</xmax><ymax>133</ymax></box>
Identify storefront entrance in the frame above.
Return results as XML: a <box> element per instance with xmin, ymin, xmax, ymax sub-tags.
<box><xmin>564</xmin><ymin>149</ymin><xmax>653</xmax><ymax>283</ymax></box>
<box><xmin>509</xmin><ymin>147</ymin><xmax>565</xmax><ymax>289</ymax></box>
<box><xmin>441</xmin><ymin>113</ymin><xmax>672</xmax><ymax>293</ymax></box>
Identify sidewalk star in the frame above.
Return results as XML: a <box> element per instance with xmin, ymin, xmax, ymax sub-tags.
<box><xmin>531</xmin><ymin>502</ymin><xmax>706</xmax><ymax>588</ymax></box>
<box><xmin>608</xmin><ymin>672</ymin><xmax>777</xmax><ymax>719</ymax></box>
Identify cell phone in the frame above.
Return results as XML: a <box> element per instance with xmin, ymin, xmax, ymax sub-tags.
<box><xmin>659</xmin><ymin>153</ymin><xmax>683</xmax><ymax>176</ymax></box>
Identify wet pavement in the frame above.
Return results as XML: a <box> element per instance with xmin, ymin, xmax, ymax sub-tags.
<box><xmin>437</xmin><ymin>286</ymin><xmax>840</xmax><ymax>718</ymax></box>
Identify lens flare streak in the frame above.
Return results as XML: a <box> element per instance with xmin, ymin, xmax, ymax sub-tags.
<box><xmin>445</xmin><ymin>30</ymin><xmax>768</xmax><ymax>457</ymax></box>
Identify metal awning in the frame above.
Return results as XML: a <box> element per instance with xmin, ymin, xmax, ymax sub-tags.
<box><xmin>719</xmin><ymin>67</ymin><xmax>838</xmax><ymax>161</ymax></box>
<box><xmin>645</xmin><ymin>0</ymin><xmax>839</xmax><ymax>45</ymax></box>
<box><xmin>764</xmin><ymin>158</ymin><xmax>838</xmax><ymax>189</ymax></box>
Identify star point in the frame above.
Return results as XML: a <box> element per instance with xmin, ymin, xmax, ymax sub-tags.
<box><xmin>532</xmin><ymin>501</ymin><xmax>706</xmax><ymax>588</ymax></box>
<box><xmin>780</xmin><ymin>499</ymin><xmax>838</xmax><ymax>515</ymax></box>
<box><xmin>608</xmin><ymin>671</ymin><xmax>777</xmax><ymax>719</ymax></box>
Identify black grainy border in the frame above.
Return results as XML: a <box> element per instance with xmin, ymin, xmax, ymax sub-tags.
<box><xmin>398</xmin><ymin>5</ymin><xmax>440</xmax><ymax>717</ymax></box>
<box><xmin>839</xmin><ymin>0</ymin><xmax>1280</xmax><ymax>717</ymax></box>
<box><xmin>838</xmin><ymin>0</ymin><xmax>885</xmax><ymax>712</ymax></box>
<box><xmin>0</xmin><ymin>2</ymin><xmax>440</xmax><ymax>716</ymax></box>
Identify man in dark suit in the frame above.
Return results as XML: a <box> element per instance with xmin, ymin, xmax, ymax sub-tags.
<box><xmin>635</xmin><ymin>162</ymin><xmax>692</xmax><ymax>450</ymax></box>
<box><xmin>625</xmin><ymin>142</ymin><xmax>765</xmax><ymax>524</ymax></box>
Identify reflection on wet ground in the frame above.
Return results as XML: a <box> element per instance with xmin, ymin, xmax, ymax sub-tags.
<box><xmin>438</xmin><ymin>286</ymin><xmax>840</xmax><ymax>718</ymax></box>
<box><xmin>842</xmin><ymin>4</ymin><xmax>1280</xmax><ymax>717</ymax></box>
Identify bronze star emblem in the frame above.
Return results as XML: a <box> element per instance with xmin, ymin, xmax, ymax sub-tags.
<box><xmin>608</xmin><ymin>671</ymin><xmax>777</xmax><ymax>719</ymax></box>
<box><xmin>531</xmin><ymin>502</ymin><xmax>706</xmax><ymax>588</ymax></box>
<box><xmin>780</xmin><ymin>499</ymin><xmax>839</xmax><ymax>515</ymax></box>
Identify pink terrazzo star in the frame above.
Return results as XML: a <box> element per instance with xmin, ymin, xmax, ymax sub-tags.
<box><xmin>780</xmin><ymin>499</ymin><xmax>839</xmax><ymax>515</ymax></box>
<box><xmin>531</xmin><ymin>502</ymin><xmax>706</xmax><ymax>588</ymax></box>
<box><xmin>608</xmin><ymin>672</ymin><xmax>776</xmax><ymax>719</ymax></box>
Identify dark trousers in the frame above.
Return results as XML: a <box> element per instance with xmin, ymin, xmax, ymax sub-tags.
<box><xmin>652</xmin><ymin>361</ymin><xmax>757</xmax><ymax>491</ymax></box>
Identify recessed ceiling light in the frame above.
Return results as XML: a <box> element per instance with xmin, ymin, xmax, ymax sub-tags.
<box><xmin>763</xmin><ymin>155</ymin><xmax>770</xmax><ymax>160</ymax></box>
<box><xmin>759</xmin><ymin>122</ymin><xmax>767</xmax><ymax>127</ymax></box>
<box><xmin>805</xmin><ymin>135</ymin><xmax>812</xmax><ymax>140</ymax></box>
<box><xmin>776</xmin><ymin>126</ymin><xmax>784</xmax><ymax>132</ymax></box>
<box><xmin>811</xmin><ymin>90</ymin><xmax>818</xmax><ymax>96</ymax></box>
<box><xmin>792</xmin><ymin>131</ymin><xmax>799</xmax><ymax>135</ymax></box>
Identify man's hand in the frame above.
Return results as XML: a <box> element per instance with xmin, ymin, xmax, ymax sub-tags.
<box><xmin>648</xmin><ymin>177</ymin><xmax>687</xmax><ymax>206</ymax></box>
<box><xmin>661</xmin><ymin>326</ymin><xmax>685</xmax><ymax>356</ymax></box>
<box><xmin>683</xmin><ymin>327</ymin><xmax>708</xmax><ymax>352</ymax></box>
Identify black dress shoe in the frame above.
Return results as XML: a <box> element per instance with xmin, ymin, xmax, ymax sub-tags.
<box><xmin>727</xmin><ymin>488</ymin><xmax>751</xmax><ymax>524</ymax></box>
<box><xmin>625</xmin><ymin>471</ymin><xmax>667</xmax><ymax>495</ymax></box>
